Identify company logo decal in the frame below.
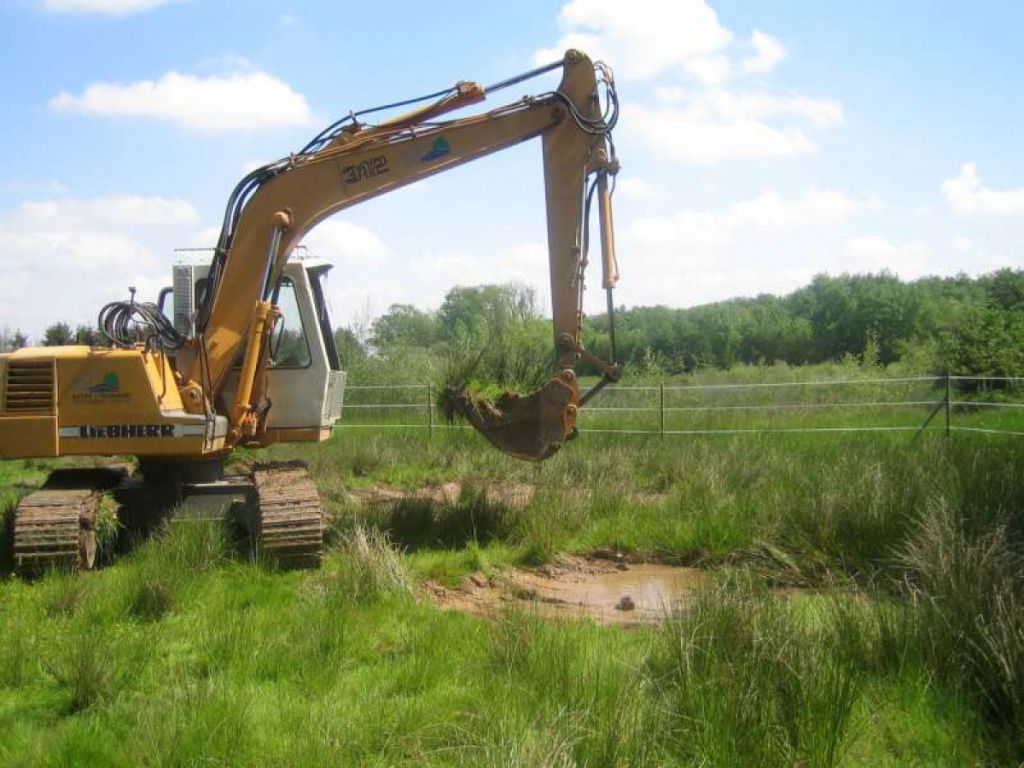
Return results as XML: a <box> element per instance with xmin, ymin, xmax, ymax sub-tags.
<box><xmin>88</xmin><ymin>372</ymin><xmax>119</xmax><ymax>394</ymax></box>
<box><xmin>59</xmin><ymin>424</ymin><xmax>207</xmax><ymax>439</ymax></box>
<box><xmin>73</xmin><ymin>371</ymin><xmax>129</xmax><ymax>403</ymax></box>
<box><xmin>420</xmin><ymin>136</ymin><xmax>451</xmax><ymax>163</ymax></box>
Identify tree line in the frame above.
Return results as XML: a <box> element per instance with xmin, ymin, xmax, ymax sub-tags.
<box><xmin>336</xmin><ymin>269</ymin><xmax>1024</xmax><ymax>381</ymax></box>
<box><xmin>1</xmin><ymin>323</ymin><xmax>105</xmax><ymax>352</ymax></box>
<box><xmin>10</xmin><ymin>268</ymin><xmax>1024</xmax><ymax>379</ymax></box>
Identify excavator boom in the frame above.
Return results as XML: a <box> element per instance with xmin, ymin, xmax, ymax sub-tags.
<box><xmin>178</xmin><ymin>49</ymin><xmax>621</xmax><ymax>459</ymax></box>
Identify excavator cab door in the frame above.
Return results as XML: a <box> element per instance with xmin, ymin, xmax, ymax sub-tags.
<box><xmin>256</xmin><ymin>261</ymin><xmax>345</xmax><ymax>437</ymax></box>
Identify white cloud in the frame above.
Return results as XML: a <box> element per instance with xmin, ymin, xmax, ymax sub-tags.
<box><xmin>741</xmin><ymin>30</ymin><xmax>786</xmax><ymax>75</ymax></box>
<box><xmin>412</xmin><ymin>242</ymin><xmax>547</xmax><ymax>291</ymax></box>
<box><xmin>842</xmin><ymin>236</ymin><xmax>929</xmax><ymax>277</ymax></box>
<box><xmin>628</xmin><ymin>90</ymin><xmax>843</xmax><ymax>163</ymax></box>
<box><xmin>42</xmin><ymin>0</ymin><xmax>179</xmax><ymax>14</ymax></box>
<box><xmin>303</xmin><ymin>232</ymin><xmax>551</xmax><ymax>330</ymax></box>
<box><xmin>617</xmin><ymin>177</ymin><xmax>656</xmax><ymax>200</ymax></box>
<box><xmin>943</xmin><ymin>163</ymin><xmax>1024</xmax><ymax>215</ymax></box>
<box><xmin>50</xmin><ymin>70</ymin><xmax>313</xmax><ymax>132</ymax></box>
<box><xmin>632</xmin><ymin>188</ymin><xmax>873</xmax><ymax>250</ymax></box>
<box><xmin>300</xmin><ymin>219</ymin><xmax>388</xmax><ymax>268</ymax></box>
<box><xmin>534</xmin><ymin>0</ymin><xmax>733</xmax><ymax>79</ymax></box>
<box><xmin>951</xmin><ymin>236</ymin><xmax>973</xmax><ymax>253</ymax></box>
<box><xmin>652</xmin><ymin>86</ymin><xmax>687</xmax><ymax>104</ymax></box>
<box><xmin>615</xmin><ymin>188</ymin><xmax>876</xmax><ymax>308</ymax></box>
<box><xmin>20</xmin><ymin>196</ymin><xmax>197</xmax><ymax>229</ymax></box>
<box><xmin>685</xmin><ymin>55</ymin><xmax>731</xmax><ymax>87</ymax></box>
<box><xmin>0</xmin><ymin>195</ymin><xmax>204</xmax><ymax>337</ymax></box>
<box><xmin>536</xmin><ymin>1</ymin><xmax>841</xmax><ymax>166</ymax></box>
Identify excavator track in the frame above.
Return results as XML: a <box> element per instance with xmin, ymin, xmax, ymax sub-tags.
<box><xmin>252</xmin><ymin>464</ymin><xmax>324</xmax><ymax>569</ymax></box>
<box><xmin>13</xmin><ymin>488</ymin><xmax>100</xmax><ymax>577</ymax></box>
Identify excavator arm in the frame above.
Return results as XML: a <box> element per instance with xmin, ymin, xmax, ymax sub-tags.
<box><xmin>178</xmin><ymin>49</ymin><xmax>621</xmax><ymax>460</ymax></box>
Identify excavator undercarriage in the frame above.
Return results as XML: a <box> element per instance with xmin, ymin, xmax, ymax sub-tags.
<box><xmin>10</xmin><ymin>461</ymin><xmax>324</xmax><ymax>577</ymax></box>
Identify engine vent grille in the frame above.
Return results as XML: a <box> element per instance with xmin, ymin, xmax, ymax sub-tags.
<box><xmin>4</xmin><ymin>360</ymin><xmax>55</xmax><ymax>413</ymax></box>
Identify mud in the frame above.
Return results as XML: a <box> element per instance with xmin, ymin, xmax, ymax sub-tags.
<box><xmin>424</xmin><ymin>554</ymin><xmax>708</xmax><ymax>626</ymax></box>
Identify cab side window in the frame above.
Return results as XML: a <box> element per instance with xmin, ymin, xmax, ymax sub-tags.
<box><xmin>270</xmin><ymin>277</ymin><xmax>311</xmax><ymax>368</ymax></box>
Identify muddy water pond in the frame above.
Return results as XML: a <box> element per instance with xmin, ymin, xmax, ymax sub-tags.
<box><xmin>426</xmin><ymin>555</ymin><xmax>709</xmax><ymax>626</ymax></box>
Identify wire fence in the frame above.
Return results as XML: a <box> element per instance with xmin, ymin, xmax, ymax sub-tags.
<box><xmin>336</xmin><ymin>374</ymin><xmax>1024</xmax><ymax>439</ymax></box>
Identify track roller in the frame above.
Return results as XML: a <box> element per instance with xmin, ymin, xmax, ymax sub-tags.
<box><xmin>252</xmin><ymin>464</ymin><xmax>324</xmax><ymax>569</ymax></box>
<box><xmin>12</xmin><ymin>489</ymin><xmax>100</xmax><ymax>577</ymax></box>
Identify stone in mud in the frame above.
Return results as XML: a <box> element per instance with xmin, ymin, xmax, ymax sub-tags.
<box><xmin>615</xmin><ymin>595</ymin><xmax>635</xmax><ymax>611</ymax></box>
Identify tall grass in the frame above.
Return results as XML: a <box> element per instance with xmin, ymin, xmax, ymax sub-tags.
<box><xmin>900</xmin><ymin>504</ymin><xmax>1024</xmax><ymax>740</ymax></box>
<box><xmin>2</xmin><ymin>414</ymin><xmax>1024</xmax><ymax>763</ymax></box>
<box><xmin>330</xmin><ymin>525</ymin><xmax>412</xmax><ymax>603</ymax></box>
<box><xmin>648</xmin><ymin>578</ymin><xmax>862</xmax><ymax>767</ymax></box>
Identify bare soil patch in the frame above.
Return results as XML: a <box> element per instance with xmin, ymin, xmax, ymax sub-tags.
<box><xmin>424</xmin><ymin>554</ymin><xmax>708</xmax><ymax>626</ymax></box>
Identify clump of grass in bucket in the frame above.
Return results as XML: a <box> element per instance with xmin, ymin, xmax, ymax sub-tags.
<box><xmin>436</xmin><ymin>341</ymin><xmax>552</xmax><ymax>425</ymax></box>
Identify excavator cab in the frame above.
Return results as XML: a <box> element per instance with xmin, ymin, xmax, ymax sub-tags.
<box><xmin>166</xmin><ymin>252</ymin><xmax>346</xmax><ymax>445</ymax></box>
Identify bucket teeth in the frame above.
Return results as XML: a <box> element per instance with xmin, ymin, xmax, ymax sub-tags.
<box><xmin>13</xmin><ymin>489</ymin><xmax>99</xmax><ymax>577</ymax></box>
<box><xmin>252</xmin><ymin>465</ymin><xmax>324</xmax><ymax>569</ymax></box>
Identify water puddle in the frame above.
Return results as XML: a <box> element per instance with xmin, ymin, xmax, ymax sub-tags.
<box><xmin>425</xmin><ymin>555</ymin><xmax>708</xmax><ymax>626</ymax></box>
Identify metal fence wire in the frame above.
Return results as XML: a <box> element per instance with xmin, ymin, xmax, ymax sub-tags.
<box><xmin>336</xmin><ymin>374</ymin><xmax>1024</xmax><ymax>438</ymax></box>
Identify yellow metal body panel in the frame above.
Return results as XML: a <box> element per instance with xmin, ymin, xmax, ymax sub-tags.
<box><xmin>0</xmin><ymin>415</ymin><xmax>56</xmax><ymax>459</ymax></box>
<box><xmin>52</xmin><ymin>347</ymin><xmax>182</xmax><ymax>423</ymax></box>
<box><xmin>0</xmin><ymin>346</ymin><xmax>216</xmax><ymax>460</ymax></box>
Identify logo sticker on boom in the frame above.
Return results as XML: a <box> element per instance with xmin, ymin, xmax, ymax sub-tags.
<box><xmin>419</xmin><ymin>136</ymin><xmax>451</xmax><ymax>163</ymax></box>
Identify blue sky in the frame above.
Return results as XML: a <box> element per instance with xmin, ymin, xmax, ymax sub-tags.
<box><xmin>1</xmin><ymin>0</ymin><xmax>1022</xmax><ymax>339</ymax></box>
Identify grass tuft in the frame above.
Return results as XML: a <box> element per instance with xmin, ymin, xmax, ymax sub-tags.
<box><xmin>901</xmin><ymin>503</ymin><xmax>1024</xmax><ymax>739</ymax></box>
<box><xmin>128</xmin><ymin>576</ymin><xmax>177</xmax><ymax>622</ymax></box>
<box><xmin>332</xmin><ymin>525</ymin><xmax>412</xmax><ymax>604</ymax></box>
<box><xmin>47</xmin><ymin>633</ymin><xmax>119</xmax><ymax>714</ymax></box>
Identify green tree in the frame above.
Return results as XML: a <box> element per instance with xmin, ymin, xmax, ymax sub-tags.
<box><xmin>941</xmin><ymin>304</ymin><xmax>1024</xmax><ymax>378</ymax></box>
<box><xmin>74</xmin><ymin>325</ymin><xmax>102</xmax><ymax>346</ymax></box>
<box><xmin>370</xmin><ymin>304</ymin><xmax>438</xmax><ymax>350</ymax></box>
<box><xmin>43</xmin><ymin>322</ymin><xmax>73</xmax><ymax>347</ymax></box>
<box><xmin>438</xmin><ymin>283</ymin><xmax>551</xmax><ymax>390</ymax></box>
<box><xmin>333</xmin><ymin>326</ymin><xmax>366</xmax><ymax>367</ymax></box>
<box><xmin>438</xmin><ymin>283</ymin><xmax>539</xmax><ymax>345</ymax></box>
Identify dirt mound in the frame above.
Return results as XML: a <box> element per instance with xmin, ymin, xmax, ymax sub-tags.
<box><xmin>424</xmin><ymin>554</ymin><xmax>708</xmax><ymax>626</ymax></box>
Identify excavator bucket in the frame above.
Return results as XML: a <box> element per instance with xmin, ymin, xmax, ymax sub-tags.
<box><xmin>444</xmin><ymin>371</ymin><xmax>581</xmax><ymax>461</ymax></box>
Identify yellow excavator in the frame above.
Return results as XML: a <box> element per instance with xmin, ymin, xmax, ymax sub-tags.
<box><xmin>0</xmin><ymin>50</ymin><xmax>622</xmax><ymax>575</ymax></box>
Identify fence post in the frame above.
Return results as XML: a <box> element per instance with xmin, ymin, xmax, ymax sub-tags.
<box><xmin>945</xmin><ymin>371</ymin><xmax>951</xmax><ymax>437</ymax></box>
<box><xmin>427</xmin><ymin>384</ymin><xmax>434</xmax><ymax>439</ymax></box>
<box><xmin>660</xmin><ymin>383</ymin><xmax>666</xmax><ymax>437</ymax></box>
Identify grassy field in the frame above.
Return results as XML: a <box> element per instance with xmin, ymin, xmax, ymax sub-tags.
<box><xmin>2</xmin><ymin>403</ymin><xmax>1024</xmax><ymax>764</ymax></box>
